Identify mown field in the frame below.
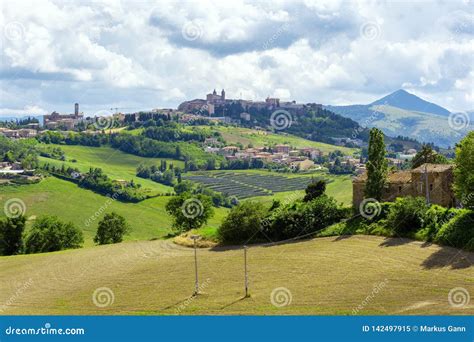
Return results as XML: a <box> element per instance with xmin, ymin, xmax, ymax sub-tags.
<box><xmin>0</xmin><ymin>235</ymin><xmax>472</xmax><ymax>315</ymax></box>
<box><xmin>199</xmin><ymin>126</ymin><xmax>358</xmax><ymax>155</ymax></box>
<box><xmin>0</xmin><ymin>177</ymin><xmax>228</xmax><ymax>246</ymax></box>
<box><xmin>38</xmin><ymin>144</ymin><xmax>183</xmax><ymax>193</ymax></box>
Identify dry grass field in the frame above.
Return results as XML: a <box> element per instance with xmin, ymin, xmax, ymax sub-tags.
<box><xmin>0</xmin><ymin>235</ymin><xmax>472</xmax><ymax>315</ymax></box>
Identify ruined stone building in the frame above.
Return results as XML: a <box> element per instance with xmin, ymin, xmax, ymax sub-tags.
<box><xmin>353</xmin><ymin>163</ymin><xmax>456</xmax><ymax>208</ymax></box>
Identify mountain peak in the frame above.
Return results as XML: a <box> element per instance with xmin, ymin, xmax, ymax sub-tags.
<box><xmin>370</xmin><ymin>89</ymin><xmax>451</xmax><ymax>116</ymax></box>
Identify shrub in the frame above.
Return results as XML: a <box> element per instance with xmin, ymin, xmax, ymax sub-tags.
<box><xmin>268</xmin><ymin>195</ymin><xmax>347</xmax><ymax>240</ymax></box>
<box><xmin>25</xmin><ymin>216</ymin><xmax>83</xmax><ymax>254</ymax></box>
<box><xmin>0</xmin><ymin>216</ymin><xmax>26</xmax><ymax>256</ymax></box>
<box><xmin>417</xmin><ymin>205</ymin><xmax>458</xmax><ymax>241</ymax></box>
<box><xmin>94</xmin><ymin>212</ymin><xmax>130</xmax><ymax>245</ymax></box>
<box><xmin>217</xmin><ymin>201</ymin><xmax>267</xmax><ymax>244</ymax></box>
<box><xmin>435</xmin><ymin>210</ymin><xmax>474</xmax><ymax>251</ymax></box>
<box><xmin>386</xmin><ymin>197</ymin><xmax>429</xmax><ymax>235</ymax></box>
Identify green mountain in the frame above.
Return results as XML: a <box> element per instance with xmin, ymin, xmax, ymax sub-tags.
<box><xmin>325</xmin><ymin>90</ymin><xmax>472</xmax><ymax>148</ymax></box>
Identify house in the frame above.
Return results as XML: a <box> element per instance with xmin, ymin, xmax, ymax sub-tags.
<box><xmin>290</xmin><ymin>159</ymin><xmax>315</xmax><ymax>171</ymax></box>
<box><xmin>220</xmin><ymin>146</ymin><xmax>239</xmax><ymax>156</ymax></box>
<box><xmin>353</xmin><ymin>163</ymin><xmax>455</xmax><ymax>208</ymax></box>
<box><xmin>204</xmin><ymin>137</ymin><xmax>219</xmax><ymax>145</ymax></box>
<box><xmin>275</xmin><ymin>144</ymin><xmax>290</xmax><ymax>154</ymax></box>
<box><xmin>240</xmin><ymin>112</ymin><xmax>251</xmax><ymax>121</ymax></box>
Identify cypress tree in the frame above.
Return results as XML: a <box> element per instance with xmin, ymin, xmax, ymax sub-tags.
<box><xmin>365</xmin><ymin>128</ymin><xmax>388</xmax><ymax>200</ymax></box>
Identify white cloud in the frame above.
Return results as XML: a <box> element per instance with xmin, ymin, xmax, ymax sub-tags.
<box><xmin>0</xmin><ymin>0</ymin><xmax>472</xmax><ymax>116</ymax></box>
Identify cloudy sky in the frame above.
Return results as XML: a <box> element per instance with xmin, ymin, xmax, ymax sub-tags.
<box><xmin>0</xmin><ymin>0</ymin><xmax>473</xmax><ymax>116</ymax></box>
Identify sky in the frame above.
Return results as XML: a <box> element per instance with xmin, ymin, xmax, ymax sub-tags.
<box><xmin>0</xmin><ymin>0</ymin><xmax>473</xmax><ymax>116</ymax></box>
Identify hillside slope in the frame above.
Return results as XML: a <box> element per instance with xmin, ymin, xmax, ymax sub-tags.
<box><xmin>371</xmin><ymin>89</ymin><xmax>451</xmax><ymax>116</ymax></box>
<box><xmin>0</xmin><ymin>235</ymin><xmax>472</xmax><ymax>315</ymax></box>
<box><xmin>0</xmin><ymin>177</ymin><xmax>228</xmax><ymax>245</ymax></box>
<box><xmin>325</xmin><ymin>90</ymin><xmax>472</xmax><ymax>147</ymax></box>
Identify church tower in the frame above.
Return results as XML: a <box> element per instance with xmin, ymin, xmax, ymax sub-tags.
<box><xmin>221</xmin><ymin>89</ymin><xmax>225</xmax><ymax>101</ymax></box>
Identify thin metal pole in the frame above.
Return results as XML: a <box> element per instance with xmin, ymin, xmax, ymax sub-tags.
<box><xmin>424</xmin><ymin>163</ymin><xmax>430</xmax><ymax>205</ymax></box>
<box><xmin>244</xmin><ymin>246</ymin><xmax>249</xmax><ymax>297</ymax></box>
<box><xmin>194</xmin><ymin>238</ymin><xmax>199</xmax><ymax>295</ymax></box>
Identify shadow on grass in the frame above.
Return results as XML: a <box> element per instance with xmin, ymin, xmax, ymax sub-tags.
<box><xmin>378</xmin><ymin>237</ymin><xmax>413</xmax><ymax>247</ymax></box>
<box><xmin>161</xmin><ymin>295</ymin><xmax>195</xmax><ymax>311</ymax></box>
<box><xmin>421</xmin><ymin>247</ymin><xmax>474</xmax><ymax>270</ymax></box>
<box><xmin>220</xmin><ymin>296</ymin><xmax>251</xmax><ymax>310</ymax></box>
<box><xmin>332</xmin><ymin>234</ymin><xmax>353</xmax><ymax>242</ymax></box>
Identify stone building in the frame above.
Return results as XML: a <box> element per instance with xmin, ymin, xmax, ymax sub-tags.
<box><xmin>43</xmin><ymin>103</ymin><xmax>83</xmax><ymax>129</ymax></box>
<box><xmin>353</xmin><ymin>163</ymin><xmax>456</xmax><ymax>208</ymax></box>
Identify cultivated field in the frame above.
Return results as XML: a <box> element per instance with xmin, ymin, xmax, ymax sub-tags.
<box><xmin>184</xmin><ymin>171</ymin><xmax>328</xmax><ymax>199</ymax></box>
<box><xmin>0</xmin><ymin>235</ymin><xmax>472</xmax><ymax>315</ymax></box>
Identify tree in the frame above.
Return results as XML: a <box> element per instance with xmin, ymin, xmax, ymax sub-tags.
<box><xmin>218</xmin><ymin>201</ymin><xmax>267</xmax><ymax>244</ymax></box>
<box><xmin>165</xmin><ymin>193</ymin><xmax>214</xmax><ymax>233</ymax></box>
<box><xmin>411</xmin><ymin>144</ymin><xmax>449</xmax><ymax>169</ymax></box>
<box><xmin>453</xmin><ymin>131</ymin><xmax>474</xmax><ymax>209</ymax></box>
<box><xmin>365</xmin><ymin>128</ymin><xmax>388</xmax><ymax>200</ymax></box>
<box><xmin>24</xmin><ymin>216</ymin><xmax>83</xmax><ymax>254</ymax></box>
<box><xmin>174</xmin><ymin>180</ymin><xmax>194</xmax><ymax>195</ymax></box>
<box><xmin>94</xmin><ymin>212</ymin><xmax>130</xmax><ymax>245</ymax></box>
<box><xmin>0</xmin><ymin>216</ymin><xmax>26</xmax><ymax>255</ymax></box>
<box><xmin>303</xmin><ymin>179</ymin><xmax>326</xmax><ymax>202</ymax></box>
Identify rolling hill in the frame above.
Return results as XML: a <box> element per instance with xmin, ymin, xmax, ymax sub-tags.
<box><xmin>326</xmin><ymin>89</ymin><xmax>472</xmax><ymax>148</ymax></box>
<box><xmin>0</xmin><ymin>177</ymin><xmax>229</xmax><ymax>246</ymax></box>
<box><xmin>199</xmin><ymin>126</ymin><xmax>358</xmax><ymax>155</ymax></box>
<box><xmin>38</xmin><ymin>144</ymin><xmax>183</xmax><ymax>194</ymax></box>
<box><xmin>0</xmin><ymin>235</ymin><xmax>472</xmax><ymax>315</ymax></box>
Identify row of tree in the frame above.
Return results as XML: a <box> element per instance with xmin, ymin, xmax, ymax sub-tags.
<box><xmin>0</xmin><ymin>213</ymin><xmax>130</xmax><ymax>256</ymax></box>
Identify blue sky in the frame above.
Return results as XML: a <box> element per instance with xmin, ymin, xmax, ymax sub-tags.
<box><xmin>0</xmin><ymin>0</ymin><xmax>473</xmax><ymax>116</ymax></box>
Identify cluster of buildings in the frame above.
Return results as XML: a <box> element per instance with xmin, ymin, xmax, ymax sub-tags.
<box><xmin>0</xmin><ymin>126</ymin><xmax>38</xmax><ymax>139</ymax></box>
<box><xmin>205</xmin><ymin>143</ymin><xmax>323</xmax><ymax>170</ymax></box>
<box><xmin>178</xmin><ymin>89</ymin><xmax>322</xmax><ymax>116</ymax></box>
<box><xmin>43</xmin><ymin>103</ymin><xmax>83</xmax><ymax>129</ymax></box>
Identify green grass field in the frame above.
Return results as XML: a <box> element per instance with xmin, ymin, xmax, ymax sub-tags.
<box><xmin>0</xmin><ymin>235</ymin><xmax>472</xmax><ymax>315</ymax></box>
<box><xmin>200</xmin><ymin>126</ymin><xmax>358</xmax><ymax>155</ymax></box>
<box><xmin>38</xmin><ymin>144</ymin><xmax>183</xmax><ymax>193</ymax></box>
<box><xmin>0</xmin><ymin>177</ymin><xmax>228</xmax><ymax>246</ymax></box>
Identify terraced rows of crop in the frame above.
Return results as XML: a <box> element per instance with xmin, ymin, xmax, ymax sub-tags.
<box><xmin>184</xmin><ymin>172</ymin><xmax>328</xmax><ymax>199</ymax></box>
